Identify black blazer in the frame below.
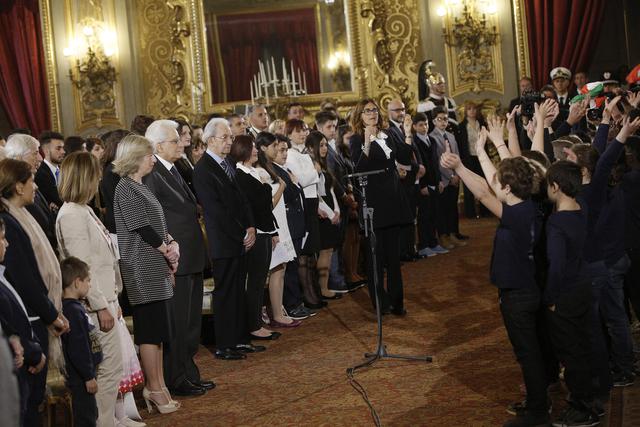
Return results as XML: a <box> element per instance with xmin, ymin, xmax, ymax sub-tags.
<box><xmin>455</xmin><ymin>118</ymin><xmax>488</xmax><ymax>165</ymax></box>
<box><xmin>0</xmin><ymin>279</ymin><xmax>42</xmax><ymax>366</ymax></box>
<box><xmin>388</xmin><ymin>124</ymin><xmax>423</xmax><ymax>188</ymax></box>
<box><xmin>414</xmin><ymin>134</ymin><xmax>440</xmax><ymax>190</ymax></box>
<box><xmin>349</xmin><ymin>132</ymin><xmax>412</xmax><ymax>229</ymax></box>
<box><xmin>326</xmin><ymin>145</ymin><xmax>347</xmax><ymax>199</ymax></box>
<box><xmin>25</xmin><ymin>190</ymin><xmax>57</xmax><ymax>251</ymax></box>
<box><xmin>35</xmin><ymin>162</ymin><xmax>62</xmax><ymax>208</ymax></box>
<box><xmin>0</xmin><ymin>212</ymin><xmax>58</xmax><ymax>325</ymax></box>
<box><xmin>234</xmin><ymin>169</ymin><xmax>277</xmax><ymax>234</ymax></box>
<box><xmin>193</xmin><ymin>153</ymin><xmax>254</xmax><ymax>259</ymax></box>
<box><xmin>143</xmin><ymin>161</ymin><xmax>206</xmax><ymax>275</ymax></box>
<box><xmin>174</xmin><ymin>157</ymin><xmax>196</xmax><ymax>197</ymax></box>
<box><xmin>273</xmin><ymin>163</ymin><xmax>306</xmax><ymax>241</ymax></box>
<box><xmin>99</xmin><ymin>163</ymin><xmax>121</xmax><ymax>233</ymax></box>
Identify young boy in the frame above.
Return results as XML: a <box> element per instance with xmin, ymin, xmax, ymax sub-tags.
<box><xmin>0</xmin><ymin>217</ymin><xmax>46</xmax><ymax>424</ymax></box>
<box><xmin>544</xmin><ymin>161</ymin><xmax>599</xmax><ymax>427</ymax></box>
<box><xmin>61</xmin><ymin>257</ymin><xmax>103</xmax><ymax>427</ymax></box>
<box><xmin>441</xmin><ymin>131</ymin><xmax>549</xmax><ymax>427</ymax></box>
<box><xmin>429</xmin><ymin>106</ymin><xmax>466</xmax><ymax>249</ymax></box>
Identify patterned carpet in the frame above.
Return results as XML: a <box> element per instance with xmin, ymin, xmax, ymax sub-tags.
<box><xmin>140</xmin><ymin>218</ymin><xmax>638</xmax><ymax>427</ymax></box>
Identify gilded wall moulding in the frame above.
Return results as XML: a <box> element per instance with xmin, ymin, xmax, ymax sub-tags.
<box><xmin>512</xmin><ymin>0</ymin><xmax>531</xmax><ymax>79</ymax></box>
<box><xmin>137</xmin><ymin>0</ymin><xmax>194</xmax><ymax>119</ymax></box>
<box><xmin>39</xmin><ymin>0</ymin><xmax>62</xmax><ymax>132</ymax></box>
<box><xmin>360</xmin><ymin>0</ymin><xmax>421</xmax><ymax>111</ymax></box>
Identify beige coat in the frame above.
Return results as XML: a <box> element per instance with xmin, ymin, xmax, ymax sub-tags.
<box><xmin>56</xmin><ymin>202</ymin><xmax>122</xmax><ymax>311</ymax></box>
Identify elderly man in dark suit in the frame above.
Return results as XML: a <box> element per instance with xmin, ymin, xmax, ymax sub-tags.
<box><xmin>193</xmin><ymin>118</ymin><xmax>261</xmax><ymax>360</ymax></box>
<box><xmin>143</xmin><ymin>120</ymin><xmax>214</xmax><ymax>396</ymax></box>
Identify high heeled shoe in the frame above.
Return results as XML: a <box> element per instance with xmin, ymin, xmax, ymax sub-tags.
<box><xmin>161</xmin><ymin>386</ymin><xmax>181</xmax><ymax>406</ymax></box>
<box><xmin>142</xmin><ymin>387</ymin><xmax>180</xmax><ymax>414</ymax></box>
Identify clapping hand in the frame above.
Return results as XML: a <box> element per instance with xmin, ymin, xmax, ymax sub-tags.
<box><xmin>617</xmin><ymin>115</ymin><xmax>640</xmax><ymax>143</ymax></box>
<box><xmin>603</xmin><ymin>95</ymin><xmax>623</xmax><ymax>123</ymax></box>
<box><xmin>628</xmin><ymin>91</ymin><xmax>640</xmax><ymax>109</ymax></box>
<box><xmin>506</xmin><ymin>105</ymin><xmax>520</xmax><ymax>133</ymax></box>
<box><xmin>475</xmin><ymin>126</ymin><xmax>489</xmax><ymax>155</ymax></box>
<box><xmin>568</xmin><ymin>98</ymin><xmax>589</xmax><ymax>125</ymax></box>
<box><xmin>534</xmin><ymin>99</ymin><xmax>556</xmax><ymax>125</ymax></box>
<box><xmin>402</xmin><ymin>115</ymin><xmax>413</xmax><ymax>137</ymax></box>
<box><xmin>440</xmin><ymin>141</ymin><xmax>461</xmax><ymax>170</ymax></box>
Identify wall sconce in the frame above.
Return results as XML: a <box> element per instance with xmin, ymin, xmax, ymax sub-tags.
<box><xmin>327</xmin><ymin>49</ymin><xmax>351</xmax><ymax>91</ymax></box>
<box><xmin>63</xmin><ymin>18</ymin><xmax>118</xmax><ymax>96</ymax></box>
<box><xmin>437</xmin><ymin>0</ymin><xmax>499</xmax><ymax>92</ymax></box>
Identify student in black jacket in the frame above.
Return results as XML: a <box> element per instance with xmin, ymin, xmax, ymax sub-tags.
<box><xmin>230</xmin><ymin>135</ymin><xmax>279</xmax><ymax>340</ymax></box>
<box><xmin>60</xmin><ymin>257</ymin><xmax>103</xmax><ymax>427</ymax></box>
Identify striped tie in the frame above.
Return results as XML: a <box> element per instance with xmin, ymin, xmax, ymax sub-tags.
<box><xmin>221</xmin><ymin>159</ymin><xmax>235</xmax><ymax>180</ymax></box>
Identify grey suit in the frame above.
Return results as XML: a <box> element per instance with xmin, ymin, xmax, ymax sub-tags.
<box><xmin>144</xmin><ymin>159</ymin><xmax>206</xmax><ymax>388</ymax></box>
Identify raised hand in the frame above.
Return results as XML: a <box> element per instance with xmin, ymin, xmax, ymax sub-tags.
<box><xmin>617</xmin><ymin>115</ymin><xmax>640</xmax><ymax>143</ymax></box>
<box><xmin>603</xmin><ymin>95</ymin><xmax>623</xmax><ymax>123</ymax></box>
<box><xmin>628</xmin><ymin>91</ymin><xmax>640</xmax><ymax>109</ymax></box>
<box><xmin>487</xmin><ymin>115</ymin><xmax>505</xmax><ymax>145</ymax></box>
<box><xmin>403</xmin><ymin>114</ymin><xmax>413</xmax><ymax>136</ymax></box>
<box><xmin>440</xmin><ymin>151</ymin><xmax>461</xmax><ymax>170</ymax></box>
<box><xmin>475</xmin><ymin>126</ymin><xmax>489</xmax><ymax>154</ymax></box>
<box><xmin>567</xmin><ymin>98</ymin><xmax>589</xmax><ymax>125</ymax></box>
<box><xmin>543</xmin><ymin>101</ymin><xmax>559</xmax><ymax>128</ymax></box>
<box><xmin>506</xmin><ymin>105</ymin><xmax>520</xmax><ymax>132</ymax></box>
<box><xmin>535</xmin><ymin>99</ymin><xmax>554</xmax><ymax>123</ymax></box>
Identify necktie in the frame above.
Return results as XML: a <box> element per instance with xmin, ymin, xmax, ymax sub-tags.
<box><xmin>559</xmin><ymin>96</ymin><xmax>564</xmax><ymax>105</ymax></box>
<box><xmin>221</xmin><ymin>159</ymin><xmax>235</xmax><ymax>180</ymax></box>
<box><xmin>170</xmin><ymin>166</ymin><xmax>192</xmax><ymax>197</ymax></box>
<box><xmin>54</xmin><ymin>167</ymin><xmax>60</xmax><ymax>185</ymax></box>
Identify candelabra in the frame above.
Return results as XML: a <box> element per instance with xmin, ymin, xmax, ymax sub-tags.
<box><xmin>250</xmin><ymin>57</ymin><xmax>308</xmax><ymax>105</ymax></box>
<box><xmin>437</xmin><ymin>0</ymin><xmax>499</xmax><ymax>93</ymax></box>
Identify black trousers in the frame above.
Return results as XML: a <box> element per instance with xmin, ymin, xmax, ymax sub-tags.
<box><xmin>499</xmin><ymin>287</ymin><xmax>549</xmax><ymax>414</ymax></box>
<box><xmin>211</xmin><ymin>256</ymin><xmax>248</xmax><ymax>349</ymax></box>
<box><xmin>417</xmin><ymin>190</ymin><xmax>438</xmax><ymax>249</ymax></box>
<box><xmin>436</xmin><ymin>184</ymin><xmax>459</xmax><ymax>235</ymax></box>
<box><xmin>69</xmin><ymin>384</ymin><xmax>97</xmax><ymax>427</ymax></box>
<box><xmin>283</xmin><ymin>238</ymin><xmax>304</xmax><ymax>311</ymax></box>
<box><xmin>163</xmin><ymin>272</ymin><xmax>204</xmax><ymax>388</ymax></box>
<box><xmin>366</xmin><ymin>226</ymin><xmax>404</xmax><ymax>310</ymax></box>
<box><xmin>624</xmin><ymin>247</ymin><xmax>640</xmax><ymax>320</ymax></box>
<box><xmin>399</xmin><ymin>184</ymin><xmax>418</xmax><ymax>257</ymax></box>
<box><xmin>246</xmin><ymin>234</ymin><xmax>272</xmax><ymax>331</ymax></box>
<box><xmin>25</xmin><ymin>320</ymin><xmax>47</xmax><ymax>427</ymax></box>
<box><xmin>546</xmin><ymin>283</ymin><xmax>594</xmax><ymax>404</ymax></box>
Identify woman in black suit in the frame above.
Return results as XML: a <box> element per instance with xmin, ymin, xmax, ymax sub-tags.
<box><xmin>230</xmin><ymin>135</ymin><xmax>280</xmax><ymax>339</ymax></box>
<box><xmin>349</xmin><ymin>99</ymin><xmax>412</xmax><ymax>315</ymax></box>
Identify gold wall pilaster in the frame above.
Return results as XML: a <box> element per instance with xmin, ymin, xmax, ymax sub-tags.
<box><xmin>512</xmin><ymin>0</ymin><xmax>531</xmax><ymax>79</ymax></box>
<box><xmin>39</xmin><ymin>0</ymin><xmax>62</xmax><ymax>132</ymax></box>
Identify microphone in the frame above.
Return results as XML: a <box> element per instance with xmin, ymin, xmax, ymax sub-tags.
<box><xmin>345</xmin><ymin>169</ymin><xmax>387</xmax><ymax>179</ymax></box>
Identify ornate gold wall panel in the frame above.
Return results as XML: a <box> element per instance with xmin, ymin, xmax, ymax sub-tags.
<box><xmin>39</xmin><ymin>0</ymin><xmax>62</xmax><ymax>132</ymax></box>
<box><xmin>512</xmin><ymin>0</ymin><xmax>531</xmax><ymax>79</ymax></box>
<box><xmin>135</xmin><ymin>0</ymin><xmax>422</xmax><ymax>121</ymax></box>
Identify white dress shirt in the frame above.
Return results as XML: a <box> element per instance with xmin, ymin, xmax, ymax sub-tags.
<box><xmin>286</xmin><ymin>144</ymin><xmax>319</xmax><ymax>199</ymax></box>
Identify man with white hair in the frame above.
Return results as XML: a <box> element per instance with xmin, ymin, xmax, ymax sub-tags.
<box><xmin>193</xmin><ymin>118</ymin><xmax>262</xmax><ymax>360</ymax></box>
<box><xmin>142</xmin><ymin>120</ymin><xmax>213</xmax><ymax>395</ymax></box>
<box><xmin>247</xmin><ymin>105</ymin><xmax>269</xmax><ymax>138</ymax></box>
<box><xmin>4</xmin><ymin>134</ymin><xmax>57</xmax><ymax>250</ymax></box>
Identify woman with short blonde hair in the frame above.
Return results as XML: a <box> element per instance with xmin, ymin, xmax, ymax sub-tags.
<box><xmin>113</xmin><ymin>135</ymin><xmax>153</xmax><ymax>177</ymax></box>
<box><xmin>58</xmin><ymin>152</ymin><xmax>101</xmax><ymax>205</ymax></box>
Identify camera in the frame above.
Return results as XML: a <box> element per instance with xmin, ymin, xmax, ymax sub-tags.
<box><xmin>520</xmin><ymin>91</ymin><xmax>543</xmax><ymax>118</ymax></box>
<box><xmin>587</xmin><ymin>108</ymin><xmax>603</xmax><ymax>121</ymax></box>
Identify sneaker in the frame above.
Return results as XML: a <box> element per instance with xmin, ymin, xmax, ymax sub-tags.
<box><xmin>418</xmin><ymin>247</ymin><xmax>438</xmax><ymax>257</ymax></box>
<box><xmin>328</xmin><ymin>282</ymin><xmax>349</xmax><ymax>294</ymax></box>
<box><xmin>503</xmin><ymin>410</ymin><xmax>550</xmax><ymax>427</ymax></box>
<box><xmin>429</xmin><ymin>245</ymin><xmax>450</xmax><ymax>254</ymax></box>
<box><xmin>285</xmin><ymin>305</ymin><xmax>310</xmax><ymax>320</ymax></box>
<box><xmin>506</xmin><ymin>398</ymin><xmax>552</xmax><ymax>416</ymax></box>
<box><xmin>551</xmin><ymin>406</ymin><xmax>600</xmax><ymax>427</ymax></box>
<box><xmin>612</xmin><ymin>372</ymin><xmax>635</xmax><ymax>387</ymax></box>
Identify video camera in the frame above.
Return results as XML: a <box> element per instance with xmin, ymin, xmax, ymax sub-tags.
<box><xmin>520</xmin><ymin>90</ymin><xmax>543</xmax><ymax>118</ymax></box>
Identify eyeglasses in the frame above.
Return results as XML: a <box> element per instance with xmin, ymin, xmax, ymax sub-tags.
<box><xmin>165</xmin><ymin>139</ymin><xmax>180</xmax><ymax>144</ymax></box>
<box><xmin>390</xmin><ymin>108</ymin><xmax>406</xmax><ymax>112</ymax></box>
<box><xmin>214</xmin><ymin>134</ymin><xmax>233</xmax><ymax>141</ymax></box>
<box><xmin>362</xmin><ymin>108</ymin><xmax>379</xmax><ymax>115</ymax></box>
<box><xmin>435</xmin><ymin>117</ymin><xmax>448</xmax><ymax>122</ymax></box>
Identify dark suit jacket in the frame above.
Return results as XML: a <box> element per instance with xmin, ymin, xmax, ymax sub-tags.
<box><xmin>143</xmin><ymin>161</ymin><xmax>206</xmax><ymax>275</ymax></box>
<box><xmin>349</xmin><ymin>132</ymin><xmax>412</xmax><ymax>229</ymax></box>
<box><xmin>174</xmin><ymin>157</ymin><xmax>196</xmax><ymax>196</ymax></box>
<box><xmin>0</xmin><ymin>278</ymin><xmax>42</xmax><ymax>366</ymax></box>
<box><xmin>193</xmin><ymin>153</ymin><xmax>254</xmax><ymax>259</ymax></box>
<box><xmin>99</xmin><ymin>163</ymin><xmax>121</xmax><ymax>234</ymax></box>
<box><xmin>455</xmin><ymin>118</ymin><xmax>488</xmax><ymax>165</ymax></box>
<box><xmin>35</xmin><ymin>163</ymin><xmax>62</xmax><ymax>208</ymax></box>
<box><xmin>234</xmin><ymin>170</ymin><xmax>277</xmax><ymax>234</ymax></box>
<box><xmin>326</xmin><ymin>145</ymin><xmax>348</xmax><ymax>199</ymax></box>
<box><xmin>414</xmin><ymin>134</ymin><xmax>440</xmax><ymax>190</ymax></box>
<box><xmin>0</xmin><ymin>213</ymin><xmax>58</xmax><ymax>325</ymax></box>
<box><xmin>273</xmin><ymin>163</ymin><xmax>306</xmax><ymax>242</ymax></box>
<box><xmin>387</xmin><ymin>124</ymin><xmax>422</xmax><ymax>187</ymax></box>
<box><xmin>25</xmin><ymin>190</ymin><xmax>57</xmax><ymax>251</ymax></box>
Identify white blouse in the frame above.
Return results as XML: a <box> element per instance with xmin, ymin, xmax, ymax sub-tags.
<box><xmin>285</xmin><ymin>144</ymin><xmax>319</xmax><ymax>199</ymax></box>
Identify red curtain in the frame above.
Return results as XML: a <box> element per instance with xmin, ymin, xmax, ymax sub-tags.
<box><xmin>0</xmin><ymin>0</ymin><xmax>51</xmax><ymax>136</ymax></box>
<box><xmin>524</xmin><ymin>0</ymin><xmax>607</xmax><ymax>90</ymax></box>
<box><xmin>209</xmin><ymin>8</ymin><xmax>320</xmax><ymax>102</ymax></box>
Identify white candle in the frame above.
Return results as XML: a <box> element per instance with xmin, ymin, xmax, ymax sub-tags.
<box><xmin>297</xmin><ymin>68</ymin><xmax>302</xmax><ymax>95</ymax></box>
<box><xmin>266</xmin><ymin>60</ymin><xmax>272</xmax><ymax>81</ymax></box>
<box><xmin>290</xmin><ymin>60</ymin><xmax>296</xmax><ymax>91</ymax></box>
<box><xmin>250</xmin><ymin>81</ymin><xmax>255</xmax><ymax>104</ymax></box>
<box><xmin>271</xmin><ymin>57</ymin><xmax>277</xmax><ymax>81</ymax></box>
<box><xmin>254</xmin><ymin>74</ymin><xmax>260</xmax><ymax>98</ymax></box>
<box><xmin>259</xmin><ymin>61</ymin><xmax>267</xmax><ymax>84</ymax></box>
<box><xmin>282</xmin><ymin>58</ymin><xmax>287</xmax><ymax>80</ymax></box>
<box><xmin>303</xmin><ymin>72</ymin><xmax>307</xmax><ymax>93</ymax></box>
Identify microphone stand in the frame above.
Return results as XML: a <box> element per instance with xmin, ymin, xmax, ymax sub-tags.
<box><xmin>346</xmin><ymin>169</ymin><xmax>432</xmax><ymax>375</ymax></box>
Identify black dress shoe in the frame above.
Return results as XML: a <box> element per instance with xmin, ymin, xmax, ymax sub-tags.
<box><xmin>168</xmin><ymin>381</ymin><xmax>207</xmax><ymax>396</ymax></box>
<box><xmin>234</xmin><ymin>343</ymin><xmax>266</xmax><ymax>353</ymax></box>
<box><xmin>214</xmin><ymin>348</ymin><xmax>246</xmax><ymax>360</ymax></box>
<box><xmin>191</xmin><ymin>379</ymin><xmax>216</xmax><ymax>390</ymax></box>
<box><xmin>321</xmin><ymin>293</ymin><xmax>342</xmax><ymax>300</ymax></box>
<box><xmin>304</xmin><ymin>301</ymin><xmax>324</xmax><ymax>309</ymax></box>
<box><xmin>347</xmin><ymin>281</ymin><xmax>366</xmax><ymax>292</ymax></box>
<box><xmin>390</xmin><ymin>307</ymin><xmax>407</xmax><ymax>316</ymax></box>
<box><xmin>249</xmin><ymin>331</ymin><xmax>282</xmax><ymax>341</ymax></box>
<box><xmin>455</xmin><ymin>233</ymin><xmax>470</xmax><ymax>240</ymax></box>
